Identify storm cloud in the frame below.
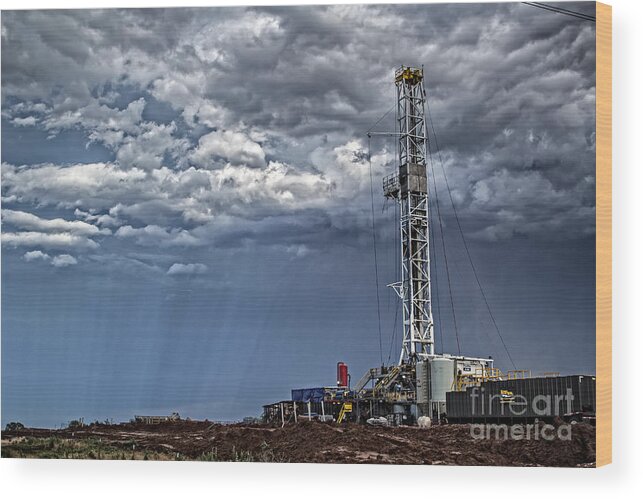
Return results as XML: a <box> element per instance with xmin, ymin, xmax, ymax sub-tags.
<box><xmin>1</xmin><ymin>3</ymin><xmax>597</xmax><ymax>426</ymax></box>
<box><xmin>1</xmin><ymin>4</ymin><xmax>596</xmax><ymax>257</ymax></box>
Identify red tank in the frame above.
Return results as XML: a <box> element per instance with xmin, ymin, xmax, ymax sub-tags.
<box><xmin>337</xmin><ymin>362</ymin><xmax>349</xmax><ymax>387</ymax></box>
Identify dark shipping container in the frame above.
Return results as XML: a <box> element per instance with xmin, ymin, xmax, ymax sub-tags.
<box><xmin>446</xmin><ymin>375</ymin><xmax>595</xmax><ymax>423</ymax></box>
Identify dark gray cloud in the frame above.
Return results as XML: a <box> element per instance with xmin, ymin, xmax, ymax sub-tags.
<box><xmin>1</xmin><ymin>4</ymin><xmax>597</xmax><ymax>426</ymax></box>
<box><xmin>1</xmin><ymin>4</ymin><xmax>595</xmax><ymax>260</ymax></box>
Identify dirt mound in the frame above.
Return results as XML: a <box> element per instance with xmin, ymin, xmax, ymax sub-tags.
<box><xmin>2</xmin><ymin>420</ymin><xmax>595</xmax><ymax>466</ymax></box>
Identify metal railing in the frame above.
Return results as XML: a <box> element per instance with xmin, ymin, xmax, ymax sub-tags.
<box><xmin>382</xmin><ymin>172</ymin><xmax>400</xmax><ymax>197</ymax></box>
<box><xmin>507</xmin><ymin>370</ymin><xmax>532</xmax><ymax>380</ymax></box>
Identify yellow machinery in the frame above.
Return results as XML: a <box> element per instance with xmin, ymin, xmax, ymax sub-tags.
<box><xmin>454</xmin><ymin>366</ymin><xmax>503</xmax><ymax>391</ymax></box>
<box><xmin>500</xmin><ymin>389</ymin><xmax>516</xmax><ymax>403</ymax></box>
<box><xmin>394</xmin><ymin>66</ymin><xmax>423</xmax><ymax>84</ymax></box>
<box><xmin>373</xmin><ymin>366</ymin><xmax>400</xmax><ymax>396</ymax></box>
<box><xmin>452</xmin><ymin>366</ymin><xmax>540</xmax><ymax>391</ymax></box>
<box><xmin>337</xmin><ymin>402</ymin><xmax>353</xmax><ymax>424</ymax></box>
<box><xmin>507</xmin><ymin>369</ymin><xmax>531</xmax><ymax>380</ymax></box>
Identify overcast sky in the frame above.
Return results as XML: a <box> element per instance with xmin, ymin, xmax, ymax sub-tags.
<box><xmin>1</xmin><ymin>2</ymin><xmax>597</xmax><ymax>427</ymax></box>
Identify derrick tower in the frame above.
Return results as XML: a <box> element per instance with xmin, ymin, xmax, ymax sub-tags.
<box><xmin>383</xmin><ymin>66</ymin><xmax>434</xmax><ymax>364</ymax></box>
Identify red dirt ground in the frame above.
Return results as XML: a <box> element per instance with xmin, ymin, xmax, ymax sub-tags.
<box><xmin>1</xmin><ymin>420</ymin><xmax>596</xmax><ymax>466</ymax></box>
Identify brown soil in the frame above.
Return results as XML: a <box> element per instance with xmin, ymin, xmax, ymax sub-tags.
<box><xmin>1</xmin><ymin>420</ymin><xmax>595</xmax><ymax>466</ymax></box>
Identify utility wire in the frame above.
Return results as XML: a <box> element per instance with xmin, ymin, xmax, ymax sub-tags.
<box><xmin>386</xmin><ymin>198</ymin><xmax>401</xmax><ymax>365</ymax></box>
<box><xmin>367</xmin><ymin>136</ymin><xmax>384</xmax><ymax>366</ymax></box>
<box><xmin>427</xmin><ymin>153</ymin><xmax>445</xmax><ymax>355</ymax></box>
<box><xmin>368</xmin><ymin>96</ymin><xmax>401</xmax><ymax>366</ymax></box>
<box><xmin>426</xmin><ymin>131</ymin><xmax>461</xmax><ymax>356</ymax></box>
<box><xmin>387</xmin><ymin>298</ymin><xmax>400</xmax><ymax>365</ymax></box>
<box><xmin>522</xmin><ymin>2</ymin><xmax>596</xmax><ymax>22</ymax></box>
<box><xmin>425</xmin><ymin>99</ymin><xmax>517</xmax><ymax>370</ymax></box>
<box><xmin>366</xmin><ymin>103</ymin><xmax>397</xmax><ymax>135</ymax></box>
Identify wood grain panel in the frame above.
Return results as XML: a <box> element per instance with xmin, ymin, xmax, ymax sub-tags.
<box><xmin>595</xmin><ymin>1</ymin><xmax>612</xmax><ymax>468</ymax></box>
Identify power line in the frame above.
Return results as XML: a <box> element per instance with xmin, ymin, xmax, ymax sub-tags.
<box><xmin>425</xmin><ymin>98</ymin><xmax>517</xmax><ymax>370</ymax></box>
<box><xmin>426</xmin><ymin>130</ymin><xmax>461</xmax><ymax>356</ymax></box>
<box><xmin>387</xmin><ymin>297</ymin><xmax>400</xmax><ymax>365</ymax></box>
<box><xmin>366</xmin><ymin>103</ymin><xmax>397</xmax><ymax>135</ymax></box>
<box><xmin>370</xmin><ymin>92</ymin><xmax>403</xmax><ymax>366</ymax></box>
<box><xmin>367</xmin><ymin>136</ymin><xmax>384</xmax><ymax>366</ymax></box>
<box><xmin>522</xmin><ymin>2</ymin><xmax>596</xmax><ymax>22</ymax></box>
<box><xmin>427</xmin><ymin>152</ymin><xmax>445</xmax><ymax>354</ymax></box>
<box><xmin>387</xmin><ymin>198</ymin><xmax>401</xmax><ymax>365</ymax></box>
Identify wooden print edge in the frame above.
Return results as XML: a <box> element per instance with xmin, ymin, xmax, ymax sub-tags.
<box><xmin>595</xmin><ymin>1</ymin><xmax>612</xmax><ymax>468</ymax></box>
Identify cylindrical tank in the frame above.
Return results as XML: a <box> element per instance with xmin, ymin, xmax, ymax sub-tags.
<box><xmin>337</xmin><ymin>362</ymin><xmax>349</xmax><ymax>387</ymax></box>
<box><xmin>430</xmin><ymin>358</ymin><xmax>455</xmax><ymax>403</ymax></box>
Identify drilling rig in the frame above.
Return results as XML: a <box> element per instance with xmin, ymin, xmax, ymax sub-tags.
<box><xmin>262</xmin><ymin>66</ymin><xmax>595</xmax><ymax>427</ymax></box>
<box><xmin>385</xmin><ymin>66</ymin><xmax>434</xmax><ymax>363</ymax></box>
<box><xmin>352</xmin><ymin>66</ymin><xmax>494</xmax><ymax>423</ymax></box>
<box><xmin>263</xmin><ymin>67</ymin><xmax>495</xmax><ymax>426</ymax></box>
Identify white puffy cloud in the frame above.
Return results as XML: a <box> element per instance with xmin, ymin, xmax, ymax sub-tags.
<box><xmin>115</xmin><ymin>121</ymin><xmax>189</xmax><ymax>170</ymax></box>
<box><xmin>311</xmin><ymin>139</ymin><xmax>392</xmax><ymax>196</ymax></box>
<box><xmin>21</xmin><ymin>250</ymin><xmax>78</xmax><ymax>267</ymax></box>
<box><xmin>150</xmin><ymin>71</ymin><xmax>206</xmax><ymax>111</ymax></box>
<box><xmin>183</xmin><ymin>99</ymin><xmax>229</xmax><ymax>129</ymax></box>
<box><xmin>12</xmin><ymin>116</ymin><xmax>37</xmax><ymax>126</ymax></box>
<box><xmin>2</xmin><ymin>231</ymin><xmax>99</xmax><ymax>250</ymax></box>
<box><xmin>2</xmin><ymin>209</ymin><xmax>109</xmax><ymax>236</ymax></box>
<box><xmin>7</xmin><ymin>101</ymin><xmax>48</xmax><ymax>115</ymax></box>
<box><xmin>51</xmin><ymin>254</ymin><xmax>78</xmax><ymax>267</ymax></box>
<box><xmin>74</xmin><ymin>208</ymin><xmax>121</xmax><ymax>228</ymax></box>
<box><xmin>1</xmin><ymin>162</ymin><xmax>149</xmax><ymax>210</ymax></box>
<box><xmin>166</xmin><ymin>262</ymin><xmax>208</xmax><ymax>275</ymax></box>
<box><xmin>190</xmin><ymin>130</ymin><xmax>266</xmax><ymax>169</ymax></box>
<box><xmin>1</xmin><ymin>158</ymin><xmax>334</xmax><ymax>240</ymax></box>
<box><xmin>115</xmin><ymin>224</ymin><xmax>201</xmax><ymax>247</ymax></box>
<box><xmin>44</xmin><ymin>98</ymin><xmax>145</xmax><ymax>143</ymax></box>
<box><xmin>23</xmin><ymin>250</ymin><xmax>50</xmax><ymax>262</ymax></box>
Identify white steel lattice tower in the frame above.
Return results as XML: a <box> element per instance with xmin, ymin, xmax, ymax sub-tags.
<box><xmin>383</xmin><ymin>66</ymin><xmax>434</xmax><ymax>364</ymax></box>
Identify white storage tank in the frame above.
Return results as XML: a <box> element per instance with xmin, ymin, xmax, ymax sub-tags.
<box><xmin>430</xmin><ymin>357</ymin><xmax>455</xmax><ymax>403</ymax></box>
